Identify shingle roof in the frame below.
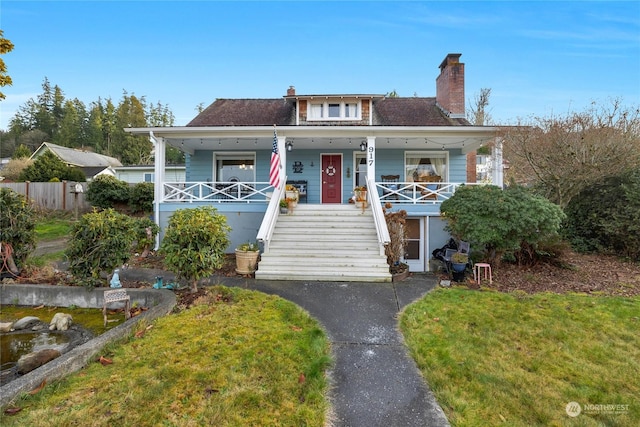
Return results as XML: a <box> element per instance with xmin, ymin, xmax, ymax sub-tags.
<box><xmin>186</xmin><ymin>96</ymin><xmax>471</xmax><ymax>127</ymax></box>
<box><xmin>372</xmin><ymin>97</ymin><xmax>471</xmax><ymax>126</ymax></box>
<box><xmin>34</xmin><ymin>143</ymin><xmax>122</xmax><ymax>167</ymax></box>
<box><xmin>187</xmin><ymin>99</ymin><xmax>296</xmax><ymax>127</ymax></box>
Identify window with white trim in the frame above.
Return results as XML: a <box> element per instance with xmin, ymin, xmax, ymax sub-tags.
<box><xmin>143</xmin><ymin>172</ymin><xmax>154</xmax><ymax>182</ymax></box>
<box><xmin>404</xmin><ymin>152</ymin><xmax>448</xmax><ymax>182</ymax></box>
<box><xmin>213</xmin><ymin>153</ymin><xmax>256</xmax><ymax>182</ymax></box>
<box><xmin>308</xmin><ymin>100</ymin><xmax>361</xmax><ymax>121</ymax></box>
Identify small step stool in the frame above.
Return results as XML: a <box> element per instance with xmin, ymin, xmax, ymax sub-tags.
<box><xmin>103</xmin><ymin>289</ymin><xmax>131</xmax><ymax>326</ymax></box>
<box><xmin>473</xmin><ymin>263</ymin><xmax>492</xmax><ymax>285</ymax></box>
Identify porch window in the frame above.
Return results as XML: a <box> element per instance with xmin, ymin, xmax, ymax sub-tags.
<box><xmin>213</xmin><ymin>153</ymin><xmax>256</xmax><ymax>182</ymax></box>
<box><xmin>405</xmin><ymin>152</ymin><xmax>448</xmax><ymax>182</ymax></box>
<box><xmin>143</xmin><ymin>172</ymin><xmax>153</xmax><ymax>182</ymax></box>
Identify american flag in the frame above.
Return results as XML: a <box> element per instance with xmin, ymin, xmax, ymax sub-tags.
<box><xmin>269</xmin><ymin>127</ymin><xmax>281</xmax><ymax>188</ymax></box>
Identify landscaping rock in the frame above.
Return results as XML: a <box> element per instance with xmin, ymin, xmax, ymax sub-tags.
<box><xmin>0</xmin><ymin>322</ymin><xmax>13</xmax><ymax>332</ymax></box>
<box><xmin>12</xmin><ymin>316</ymin><xmax>41</xmax><ymax>331</ymax></box>
<box><xmin>16</xmin><ymin>349</ymin><xmax>61</xmax><ymax>374</ymax></box>
<box><xmin>49</xmin><ymin>313</ymin><xmax>73</xmax><ymax>331</ymax></box>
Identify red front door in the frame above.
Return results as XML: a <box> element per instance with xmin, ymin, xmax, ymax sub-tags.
<box><xmin>321</xmin><ymin>154</ymin><xmax>342</xmax><ymax>203</ymax></box>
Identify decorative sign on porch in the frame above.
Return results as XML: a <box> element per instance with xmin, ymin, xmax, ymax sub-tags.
<box><xmin>292</xmin><ymin>161</ymin><xmax>304</xmax><ymax>173</ymax></box>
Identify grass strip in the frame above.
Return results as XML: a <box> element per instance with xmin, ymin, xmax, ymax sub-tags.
<box><xmin>400</xmin><ymin>288</ymin><xmax>639</xmax><ymax>426</ymax></box>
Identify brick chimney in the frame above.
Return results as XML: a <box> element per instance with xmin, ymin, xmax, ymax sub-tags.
<box><xmin>436</xmin><ymin>53</ymin><xmax>465</xmax><ymax>118</ymax></box>
<box><xmin>287</xmin><ymin>85</ymin><xmax>296</xmax><ymax>96</ymax></box>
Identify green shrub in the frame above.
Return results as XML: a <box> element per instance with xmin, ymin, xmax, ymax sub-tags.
<box><xmin>18</xmin><ymin>151</ymin><xmax>86</xmax><ymax>182</ymax></box>
<box><xmin>440</xmin><ymin>185</ymin><xmax>565</xmax><ymax>264</ymax></box>
<box><xmin>129</xmin><ymin>182</ymin><xmax>154</xmax><ymax>213</ymax></box>
<box><xmin>0</xmin><ymin>188</ymin><xmax>36</xmax><ymax>272</ymax></box>
<box><xmin>564</xmin><ymin>168</ymin><xmax>640</xmax><ymax>260</ymax></box>
<box><xmin>86</xmin><ymin>175</ymin><xmax>131</xmax><ymax>209</ymax></box>
<box><xmin>160</xmin><ymin>207</ymin><xmax>231</xmax><ymax>292</ymax></box>
<box><xmin>66</xmin><ymin>209</ymin><xmax>136</xmax><ymax>288</ymax></box>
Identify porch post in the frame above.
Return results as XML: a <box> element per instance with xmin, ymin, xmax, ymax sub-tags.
<box><xmin>277</xmin><ymin>135</ymin><xmax>287</xmax><ymax>186</ymax></box>
<box><xmin>366</xmin><ymin>136</ymin><xmax>376</xmax><ymax>184</ymax></box>
<box><xmin>150</xmin><ymin>131</ymin><xmax>165</xmax><ymax>249</ymax></box>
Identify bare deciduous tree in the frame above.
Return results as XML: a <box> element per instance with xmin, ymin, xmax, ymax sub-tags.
<box><xmin>468</xmin><ymin>88</ymin><xmax>492</xmax><ymax>126</ymax></box>
<box><xmin>501</xmin><ymin>99</ymin><xmax>640</xmax><ymax>208</ymax></box>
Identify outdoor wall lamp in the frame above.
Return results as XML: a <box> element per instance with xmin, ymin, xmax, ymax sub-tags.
<box><xmin>286</xmin><ymin>141</ymin><xmax>293</xmax><ymax>152</ymax></box>
<box><xmin>360</xmin><ymin>141</ymin><xmax>367</xmax><ymax>152</ymax></box>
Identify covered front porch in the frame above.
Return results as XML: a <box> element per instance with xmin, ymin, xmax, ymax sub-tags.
<box><xmin>125</xmin><ymin>126</ymin><xmax>499</xmax><ymax>275</ymax></box>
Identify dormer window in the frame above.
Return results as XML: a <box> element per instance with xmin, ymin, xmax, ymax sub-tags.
<box><xmin>308</xmin><ymin>100</ymin><xmax>361</xmax><ymax>121</ymax></box>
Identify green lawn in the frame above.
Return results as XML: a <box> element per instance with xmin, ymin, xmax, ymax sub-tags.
<box><xmin>34</xmin><ymin>216</ymin><xmax>73</xmax><ymax>241</ymax></box>
<box><xmin>1</xmin><ymin>286</ymin><xmax>332</xmax><ymax>426</ymax></box>
<box><xmin>400</xmin><ymin>288</ymin><xmax>639</xmax><ymax>426</ymax></box>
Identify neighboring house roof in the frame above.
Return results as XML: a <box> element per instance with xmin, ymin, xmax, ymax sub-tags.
<box><xmin>31</xmin><ymin>142</ymin><xmax>123</xmax><ymax>168</ymax></box>
<box><xmin>187</xmin><ymin>96</ymin><xmax>470</xmax><ymax>127</ymax></box>
<box><xmin>83</xmin><ymin>166</ymin><xmax>115</xmax><ymax>178</ymax></box>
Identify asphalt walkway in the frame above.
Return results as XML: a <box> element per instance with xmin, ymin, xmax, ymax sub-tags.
<box><xmin>122</xmin><ymin>269</ymin><xmax>450</xmax><ymax>427</ymax></box>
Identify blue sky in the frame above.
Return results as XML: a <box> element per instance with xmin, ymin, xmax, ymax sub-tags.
<box><xmin>1</xmin><ymin>1</ymin><xmax>639</xmax><ymax>130</ymax></box>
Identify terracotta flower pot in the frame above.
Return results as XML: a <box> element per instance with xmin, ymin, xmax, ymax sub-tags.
<box><xmin>235</xmin><ymin>249</ymin><xmax>259</xmax><ymax>274</ymax></box>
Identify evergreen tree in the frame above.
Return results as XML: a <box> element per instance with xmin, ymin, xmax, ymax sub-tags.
<box><xmin>55</xmin><ymin>98</ymin><xmax>88</xmax><ymax>148</ymax></box>
<box><xmin>12</xmin><ymin>144</ymin><xmax>31</xmax><ymax>159</ymax></box>
<box><xmin>113</xmin><ymin>92</ymin><xmax>151</xmax><ymax>164</ymax></box>
<box><xmin>86</xmin><ymin>101</ymin><xmax>105</xmax><ymax>152</ymax></box>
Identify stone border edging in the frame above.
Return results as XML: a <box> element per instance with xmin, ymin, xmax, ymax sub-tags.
<box><xmin>0</xmin><ymin>284</ymin><xmax>176</xmax><ymax>408</ymax></box>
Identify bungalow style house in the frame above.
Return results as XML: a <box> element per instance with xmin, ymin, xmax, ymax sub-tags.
<box><xmin>126</xmin><ymin>53</ymin><xmax>500</xmax><ymax>282</ymax></box>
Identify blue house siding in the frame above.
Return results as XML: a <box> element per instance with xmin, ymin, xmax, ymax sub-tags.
<box><xmin>447</xmin><ymin>149</ymin><xmax>467</xmax><ymax>183</ymax></box>
<box><xmin>158</xmin><ymin>202</ymin><xmax>267</xmax><ymax>252</ymax></box>
<box><xmin>166</xmin><ymin>147</ymin><xmax>467</xmax><ymax>265</ymax></box>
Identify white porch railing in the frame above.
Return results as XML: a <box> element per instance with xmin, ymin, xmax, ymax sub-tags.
<box><xmin>374</xmin><ymin>181</ymin><xmax>473</xmax><ymax>204</ymax></box>
<box><xmin>162</xmin><ymin>181</ymin><xmax>274</xmax><ymax>203</ymax></box>
<box><xmin>161</xmin><ymin>181</ymin><xmax>478</xmax><ymax>205</ymax></box>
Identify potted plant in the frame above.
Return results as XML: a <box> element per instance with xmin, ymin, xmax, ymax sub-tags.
<box><xmin>279</xmin><ymin>199</ymin><xmax>289</xmax><ymax>214</ymax></box>
<box><xmin>285</xmin><ymin>184</ymin><xmax>299</xmax><ymax>207</ymax></box>
<box><xmin>450</xmin><ymin>252</ymin><xmax>468</xmax><ymax>273</ymax></box>
<box><xmin>235</xmin><ymin>241</ymin><xmax>260</xmax><ymax>275</ymax></box>
<box><xmin>353</xmin><ymin>185</ymin><xmax>368</xmax><ymax>210</ymax></box>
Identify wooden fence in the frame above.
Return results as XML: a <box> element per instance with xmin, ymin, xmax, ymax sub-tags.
<box><xmin>0</xmin><ymin>181</ymin><xmax>91</xmax><ymax>211</ymax></box>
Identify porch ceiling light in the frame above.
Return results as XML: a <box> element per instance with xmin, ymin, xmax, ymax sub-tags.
<box><xmin>360</xmin><ymin>141</ymin><xmax>367</xmax><ymax>151</ymax></box>
<box><xmin>286</xmin><ymin>141</ymin><xmax>293</xmax><ymax>152</ymax></box>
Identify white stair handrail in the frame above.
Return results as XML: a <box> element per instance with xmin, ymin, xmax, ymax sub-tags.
<box><xmin>257</xmin><ymin>177</ymin><xmax>286</xmax><ymax>253</ymax></box>
<box><xmin>367</xmin><ymin>177</ymin><xmax>390</xmax><ymax>256</ymax></box>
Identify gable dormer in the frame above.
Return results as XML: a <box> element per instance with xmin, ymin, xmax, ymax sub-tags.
<box><xmin>284</xmin><ymin>87</ymin><xmax>384</xmax><ymax>126</ymax></box>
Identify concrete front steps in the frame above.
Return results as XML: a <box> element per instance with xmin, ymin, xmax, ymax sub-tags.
<box><xmin>256</xmin><ymin>204</ymin><xmax>392</xmax><ymax>282</ymax></box>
